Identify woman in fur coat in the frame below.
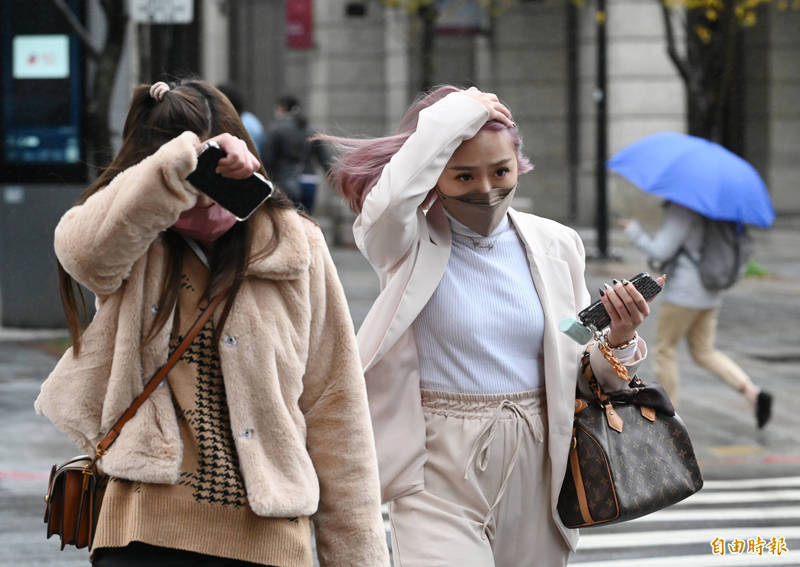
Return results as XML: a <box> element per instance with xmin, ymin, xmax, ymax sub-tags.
<box><xmin>36</xmin><ymin>79</ymin><xmax>389</xmax><ymax>567</ymax></box>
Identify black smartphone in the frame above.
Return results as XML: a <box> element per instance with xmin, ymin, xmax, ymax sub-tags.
<box><xmin>186</xmin><ymin>142</ymin><xmax>274</xmax><ymax>220</ymax></box>
<box><xmin>578</xmin><ymin>272</ymin><xmax>663</xmax><ymax>331</ymax></box>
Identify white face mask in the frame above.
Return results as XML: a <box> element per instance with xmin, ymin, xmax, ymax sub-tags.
<box><xmin>436</xmin><ymin>186</ymin><xmax>516</xmax><ymax>236</ymax></box>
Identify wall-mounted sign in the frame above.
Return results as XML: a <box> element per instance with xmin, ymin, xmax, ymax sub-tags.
<box><xmin>1</xmin><ymin>0</ymin><xmax>84</xmax><ymax>178</ymax></box>
<box><xmin>130</xmin><ymin>0</ymin><xmax>193</xmax><ymax>24</ymax></box>
<box><xmin>13</xmin><ymin>35</ymin><xmax>69</xmax><ymax>79</ymax></box>
<box><xmin>287</xmin><ymin>0</ymin><xmax>313</xmax><ymax>49</ymax></box>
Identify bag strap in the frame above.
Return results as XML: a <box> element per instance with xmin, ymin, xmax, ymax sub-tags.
<box><xmin>580</xmin><ymin>342</ymin><xmax>655</xmax><ymax>431</ymax></box>
<box><xmin>94</xmin><ymin>292</ymin><xmax>228</xmax><ymax>457</ymax></box>
<box><xmin>580</xmin><ymin>342</ymin><xmax>632</xmax><ymax>402</ymax></box>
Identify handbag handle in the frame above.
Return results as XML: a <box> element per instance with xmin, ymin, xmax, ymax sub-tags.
<box><xmin>94</xmin><ymin>292</ymin><xmax>228</xmax><ymax>457</ymax></box>
<box><xmin>580</xmin><ymin>342</ymin><xmax>655</xmax><ymax>432</ymax></box>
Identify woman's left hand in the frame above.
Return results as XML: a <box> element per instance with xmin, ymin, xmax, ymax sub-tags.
<box><xmin>601</xmin><ymin>275</ymin><xmax>666</xmax><ymax>346</ymax></box>
<box><xmin>201</xmin><ymin>133</ymin><xmax>261</xmax><ymax>179</ymax></box>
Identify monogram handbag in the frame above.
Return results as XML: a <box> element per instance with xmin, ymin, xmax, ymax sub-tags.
<box><xmin>557</xmin><ymin>342</ymin><xmax>704</xmax><ymax>529</ymax></box>
<box><xmin>43</xmin><ymin>293</ymin><xmax>226</xmax><ymax>549</ymax></box>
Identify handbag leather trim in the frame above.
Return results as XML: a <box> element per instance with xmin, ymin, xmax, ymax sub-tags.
<box><xmin>640</xmin><ymin>406</ymin><xmax>656</xmax><ymax>422</ymax></box>
<box><xmin>572</xmin><ymin>426</ymin><xmax>621</xmax><ymax>527</ymax></box>
<box><xmin>604</xmin><ymin>403</ymin><xmax>624</xmax><ymax>433</ymax></box>
<box><xmin>568</xmin><ymin>428</ymin><xmax>595</xmax><ymax>526</ymax></box>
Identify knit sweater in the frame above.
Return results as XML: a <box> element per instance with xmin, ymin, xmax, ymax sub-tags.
<box><xmin>91</xmin><ymin>248</ymin><xmax>313</xmax><ymax>566</ymax></box>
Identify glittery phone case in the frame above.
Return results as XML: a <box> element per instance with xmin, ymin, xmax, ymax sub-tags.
<box><xmin>578</xmin><ymin>272</ymin><xmax>663</xmax><ymax>331</ymax></box>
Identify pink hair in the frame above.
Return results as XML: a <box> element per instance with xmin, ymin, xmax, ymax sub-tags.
<box><xmin>316</xmin><ymin>85</ymin><xmax>533</xmax><ymax>213</ymax></box>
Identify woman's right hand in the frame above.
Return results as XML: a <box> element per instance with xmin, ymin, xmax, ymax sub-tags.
<box><xmin>199</xmin><ymin>133</ymin><xmax>261</xmax><ymax>179</ymax></box>
<box><xmin>462</xmin><ymin>87</ymin><xmax>515</xmax><ymax>128</ymax></box>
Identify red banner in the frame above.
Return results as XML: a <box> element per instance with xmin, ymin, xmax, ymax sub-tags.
<box><xmin>287</xmin><ymin>0</ymin><xmax>313</xmax><ymax>49</ymax></box>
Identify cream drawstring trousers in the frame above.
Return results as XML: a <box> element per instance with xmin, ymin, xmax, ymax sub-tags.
<box><xmin>655</xmin><ymin>303</ymin><xmax>754</xmax><ymax>408</ymax></box>
<box><xmin>388</xmin><ymin>389</ymin><xmax>570</xmax><ymax>567</ymax></box>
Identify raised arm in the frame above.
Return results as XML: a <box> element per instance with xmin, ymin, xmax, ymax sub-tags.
<box><xmin>55</xmin><ymin>132</ymin><xmax>259</xmax><ymax>296</ymax></box>
<box><xmin>624</xmin><ymin>203</ymin><xmax>696</xmax><ymax>264</ymax></box>
<box><xmin>353</xmin><ymin>91</ymin><xmax>488</xmax><ymax>272</ymax></box>
<box><xmin>54</xmin><ymin>132</ymin><xmax>201</xmax><ymax>296</ymax></box>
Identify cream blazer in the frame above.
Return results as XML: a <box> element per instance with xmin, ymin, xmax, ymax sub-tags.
<box><xmin>353</xmin><ymin>92</ymin><xmax>645</xmax><ymax>551</ymax></box>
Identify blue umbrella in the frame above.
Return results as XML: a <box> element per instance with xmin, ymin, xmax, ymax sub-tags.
<box><xmin>608</xmin><ymin>132</ymin><xmax>775</xmax><ymax>228</ymax></box>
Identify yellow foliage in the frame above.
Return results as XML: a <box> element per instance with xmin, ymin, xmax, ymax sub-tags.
<box><xmin>694</xmin><ymin>24</ymin><xmax>713</xmax><ymax>42</ymax></box>
<box><xmin>596</xmin><ymin>9</ymin><xmax>607</xmax><ymax>24</ymax></box>
<box><xmin>662</xmin><ymin>0</ymin><xmax>798</xmax><ymax>21</ymax></box>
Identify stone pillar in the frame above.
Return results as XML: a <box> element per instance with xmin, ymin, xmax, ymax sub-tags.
<box><xmin>201</xmin><ymin>0</ymin><xmax>230</xmax><ymax>86</ymax></box>
<box><xmin>765</xmin><ymin>8</ymin><xmax>800</xmax><ymax>214</ymax></box>
<box><xmin>228</xmin><ymin>0</ymin><xmax>286</xmax><ymax>127</ymax></box>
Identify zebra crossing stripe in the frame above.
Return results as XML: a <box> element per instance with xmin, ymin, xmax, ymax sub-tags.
<box><xmin>629</xmin><ymin>506</ymin><xmax>800</xmax><ymax>523</ymax></box>
<box><xmin>570</xmin><ymin>550</ymin><xmax>800</xmax><ymax>566</ymax></box>
<box><xmin>683</xmin><ymin>488</ymin><xmax>800</xmax><ymax>505</ymax></box>
<box><xmin>703</xmin><ymin>477</ymin><xmax>800</xmax><ymax>490</ymax></box>
<box><xmin>578</xmin><ymin>526</ymin><xmax>800</xmax><ymax>550</ymax></box>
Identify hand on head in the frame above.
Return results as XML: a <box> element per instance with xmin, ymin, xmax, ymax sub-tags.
<box><xmin>462</xmin><ymin>87</ymin><xmax>515</xmax><ymax>129</ymax></box>
<box><xmin>601</xmin><ymin>275</ymin><xmax>666</xmax><ymax>346</ymax></box>
<box><xmin>200</xmin><ymin>133</ymin><xmax>261</xmax><ymax>179</ymax></box>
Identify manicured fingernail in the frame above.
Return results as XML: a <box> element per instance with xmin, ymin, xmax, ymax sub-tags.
<box><xmin>612</xmin><ymin>279</ymin><xmax>619</xmax><ymax>285</ymax></box>
<box><xmin>622</xmin><ymin>279</ymin><xmax>630</xmax><ymax>286</ymax></box>
<box><xmin>598</xmin><ymin>287</ymin><xmax>605</xmax><ymax>297</ymax></box>
<box><xmin>511</xmin><ymin>121</ymin><xmax>517</xmax><ymax>128</ymax></box>
<box><xmin>604</xmin><ymin>282</ymin><xmax>613</xmax><ymax>291</ymax></box>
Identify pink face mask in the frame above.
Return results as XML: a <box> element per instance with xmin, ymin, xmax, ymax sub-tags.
<box><xmin>171</xmin><ymin>203</ymin><xmax>237</xmax><ymax>243</ymax></box>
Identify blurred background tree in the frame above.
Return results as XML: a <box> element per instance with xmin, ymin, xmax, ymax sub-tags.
<box><xmin>382</xmin><ymin>0</ymin><xmax>440</xmax><ymax>91</ymax></box>
<box><xmin>52</xmin><ymin>0</ymin><xmax>127</xmax><ymax>173</ymax></box>
<box><xmin>660</xmin><ymin>0</ymin><xmax>798</xmax><ymax>151</ymax></box>
<box><xmin>382</xmin><ymin>0</ymin><xmax>512</xmax><ymax>92</ymax></box>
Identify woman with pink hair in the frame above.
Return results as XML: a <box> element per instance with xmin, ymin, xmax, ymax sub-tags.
<box><xmin>321</xmin><ymin>86</ymin><xmax>659</xmax><ymax>566</ymax></box>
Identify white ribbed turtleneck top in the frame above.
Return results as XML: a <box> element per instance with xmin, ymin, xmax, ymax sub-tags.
<box><xmin>412</xmin><ymin>213</ymin><xmax>546</xmax><ymax>394</ymax></box>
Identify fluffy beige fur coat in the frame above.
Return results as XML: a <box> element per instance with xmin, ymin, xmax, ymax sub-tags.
<box><xmin>35</xmin><ymin>132</ymin><xmax>389</xmax><ymax>565</ymax></box>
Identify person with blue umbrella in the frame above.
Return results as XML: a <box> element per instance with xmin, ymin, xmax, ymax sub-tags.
<box><xmin>610</xmin><ymin>132</ymin><xmax>774</xmax><ymax>429</ymax></box>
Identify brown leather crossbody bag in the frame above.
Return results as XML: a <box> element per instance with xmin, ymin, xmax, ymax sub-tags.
<box><xmin>43</xmin><ymin>293</ymin><xmax>227</xmax><ymax>549</ymax></box>
<box><xmin>557</xmin><ymin>342</ymin><xmax>704</xmax><ymax>528</ymax></box>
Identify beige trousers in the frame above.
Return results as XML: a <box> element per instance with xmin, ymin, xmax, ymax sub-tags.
<box><xmin>655</xmin><ymin>302</ymin><xmax>754</xmax><ymax>408</ymax></box>
<box><xmin>388</xmin><ymin>389</ymin><xmax>570</xmax><ymax>567</ymax></box>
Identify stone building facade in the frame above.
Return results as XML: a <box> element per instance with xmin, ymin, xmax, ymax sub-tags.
<box><xmin>277</xmin><ymin>0</ymin><xmax>799</xmax><ymax>232</ymax></box>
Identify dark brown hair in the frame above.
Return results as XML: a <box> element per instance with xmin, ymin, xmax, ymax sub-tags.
<box><xmin>59</xmin><ymin>78</ymin><xmax>294</xmax><ymax>354</ymax></box>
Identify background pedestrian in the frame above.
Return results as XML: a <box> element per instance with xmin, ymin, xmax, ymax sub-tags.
<box><xmin>621</xmin><ymin>203</ymin><xmax>773</xmax><ymax>428</ymax></box>
<box><xmin>217</xmin><ymin>83</ymin><xmax>267</xmax><ymax>157</ymax></box>
<box><xmin>263</xmin><ymin>94</ymin><xmax>332</xmax><ymax>213</ymax></box>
